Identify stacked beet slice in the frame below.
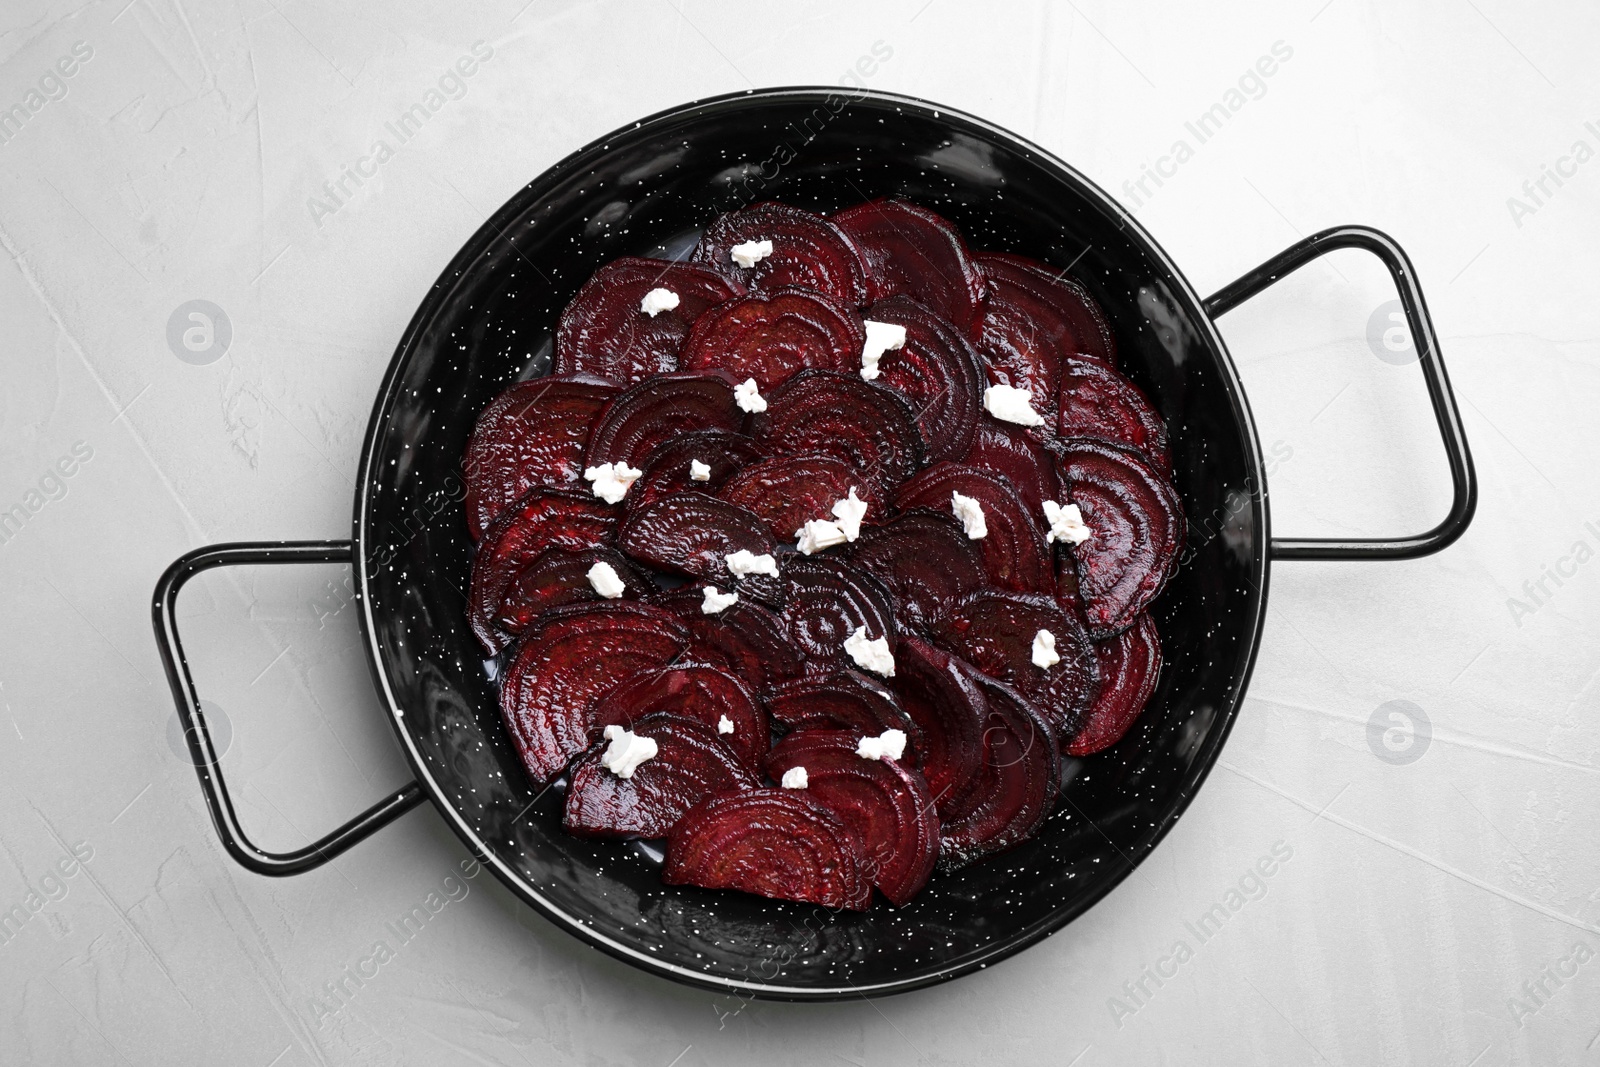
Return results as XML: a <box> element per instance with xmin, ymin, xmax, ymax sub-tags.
<box><xmin>463</xmin><ymin>198</ymin><xmax>1184</xmax><ymax>910</ymax></box>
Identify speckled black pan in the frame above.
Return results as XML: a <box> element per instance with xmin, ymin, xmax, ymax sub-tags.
<box><xmin>153</xmin><ymin>88</ymin><xmax>1477</xmax><ymax>1001</ymax></box>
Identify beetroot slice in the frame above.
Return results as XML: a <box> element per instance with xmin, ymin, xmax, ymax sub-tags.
<box><xmin>764</xmin><ymin>671</ymin><xmax>924</xmax><ymax>764</ymax></box>
<box><xmin>590</xmin><ymin>664</ymin><xmax>769</xmax><ymax>772</ymax></box>
<box><xmin>680</xmin><ymin>286</ymin><xmax>865</xmax><ymax>391</ymax></box>
<box><xmin>494</xmin><ymin>546</ymin><xmax>650</xmax><ymax>636</ymax></box>
<box><xmin>564</xmin><ymin>714</ymin><xmax>756</xmax><ymax>839</ymax></box>
<box><xmin>650</xmin><ymin>588</ymin><xmax>806</xmax><ymax>689</ymax></box>
<box><xmin>764</xmin><ymin>731</ymin><xmax>939</xmax><ymax>907</ymax></box>
<box><xmin>961</xmin><ymin>421</ymin><xmax>1062</xmax><ymax>520</ymax></box>
<box><xmin>847</xmin><ymin>510</ymin><xmax>986</xmax><ymax>634</ymax></box>
<box><xmin>1056</xmin><ymin>437</ymin><xmax>1185</xmax><ymax>637</ymax></box>
<box><xmin>894</xmin><ymin>463</ymin><xmax>1054</xmax><ymax>597</ymax></box>
<box><xmin>664</xmin><ymin>789</ymin><xmax>872</xmax><ymax>910</ymax></box>
<box><xmin>1068</xmin><ymin>612</ymin><xmax>1162</xmax><ymax>755</ymax></box>
<box><xmin>631</xmin><ymin>430</ymin><xmax>766</xmax><ymax>507</ymax></box>
<box><xmin>498</xmin><ymin>602</ymin><xmax>689</xmax><ymax>784</ymax></box>
<box><xmin>867</xmin><ymin>296</ymin><xmax>984</xmax><ymax>464</ymax></box>
<box><xmin>583</xmin><ymin>370</ymin><xmax>742</xmax><ymax>472</ymax></box>
<box><xmin>1057</xmin><ymin>355</ymin><xmax>1172</xmax><ymax>476</ymax></box>
<box><xmin>889</xmin><ymin>636</ymin><xmax>985</xmax><ymax>819</ymax></box>
<box><xmin>752</xmin><ymin>370</ymin><xmax>923</xmax><ymax>493</ymax></box>
<box><xmin>718</xmin><ymin>454</ymin><xmax>885</xmax><ymax>543</ymax></box>
<box><xmin>833</xmin><ymin>199</ymin><xmax>985</xmax><ymax>333</ymax></box>
<box><xmin>930</xmin><ymin>589</ymin><xmax>1098</xmax><ymax>740</ymax></box>
<box><xmin>781</xmin><ymin>557</ymin><xmax>897</xmax><ymax>668</ymax></box>
<box><xmin>690</xmin><ymin>202</ymin><xmax>870</xmax><ymax>306</ymax></box>
<box><xmin>469</xmin><ymin>489</ymin><xmax>617</xmax><ymax>655</ymax></box>
<box><xmin>555</xmin><ymin>258</ymin><xmax>743</xmax><ymax>384</ymax></box>
<box><xmin>464</xmin><ymin>374</ymin><xmax>622</xmax><ymax>540</ymax></box>
<box><xmin>618</xmin><ymin>495</ymin><xmax>775</xmax><ymax>586</ymax></box>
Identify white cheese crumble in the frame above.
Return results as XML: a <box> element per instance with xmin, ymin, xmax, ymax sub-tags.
<box><xmin>1043</xmin><ymin>500</ymin><xmax>1092</xmax><ymax>545</ymax></box>
<box><xmin>831</xmin><ymin>487</ymin><xmax>868</xmax><ymax>541</ymax></box>
<box><xmin>1032</xmin><ymin>628</ymin><xmax>1061</xmax><ymax>669</ymax></box>
<box><xmin>983</xmin><ymin>383</ymin><xmax>1045</xmax><ymax>427</ymax></box>
<box><xmin>701</xmin><ymin>585</ymin><xmax>739</xmax><ymax>615</ymax></box>
<box><xmin>796</xmin><ymin>519</ymin><xmax>849</xmax><ymax>555</ymax></box>
<box><xmin>586</xmin><ymin>561</ymin><xmax>626</xmax><ymax>599</ymax></box>
<box><xmin>639</xmin><ymin>287</ymin><xmax>680</xmax><ymax>317</ymax></box>
<box><xmin>718</xmin><ymin>714</ymin><xmax>735</xmax><ymax>735</ymax></box>
<box><xmin>855</xmin><ymin>728</ymin><xmax>907</xmax><ymax>762</ymax></box>
<box><xmin>950</xmin><ymin>491</ymin><xmax>988</xmax><ymax>539</ymax></box>
<box><xmin>780</xmin><ymin>766</ymin><xmax>809</xmax><ymax>789</ymax></box>
<box><xmin>600</xmin><ymin>725</ymin><xmax>657</xmax><ymax>778</ymax></box>
<box><xmin>730</xmin><ymin>239</ymin><xmax>774</xmax><ymax>268</ymax></box>
<box><xmin>725</xmin><ymin>549</ymin><xmax>779</xmax><ymax>578</ymax></box>
<box><xmin>689</xmin><ymin>459</ymin><xmax>712</xmax><ymax>482</ymax></box>
<box><xmin>844</xmin><ymin>626</ymin><xmax>895</xmax><ymax>677</ymax></box>
<box><xmin>858</xmin><ymin>319</ymin><xmax>907</xmax><ymax>381</ymax></box>
<box><xmin>734</xmin><ymin>377</ymin><xmax>768</xmax><ymax>413</ymax></box>
<box><xmin>583</xmin><ymin>461</ymin><xmax>643</xmax><ymax>504</ymax></box>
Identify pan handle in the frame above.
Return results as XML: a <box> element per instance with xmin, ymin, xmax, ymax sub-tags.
<box><xmin>1204</xmin><ymin>225</ymin><xmax>1477</xmax><ymax>561</ymax></box>
<box><xmin>152</xmin><ymin>540</ymin><xmax>425</xmax><ymax>876</ymax></box>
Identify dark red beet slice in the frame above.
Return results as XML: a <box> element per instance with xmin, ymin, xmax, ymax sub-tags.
<box><xmin>463</xmin><ymin>374</ymin><xmax>622</xmax><ymax>540</ymax></box>
<box><xmin>833</xmin><ymin>199</ymin><xmax>985</xmax><ymax>333</ymax></box>
<box><xmin>691</xmin><ymin>202</ymin><xmax>870</xmax><ymax>306</ymax></box>
<box><xmin>894</xmin><ymin>462</ymin><xmax>1053</xmax><ymax>596</ymax></box>
<box><xmin>631</xmin><ymin>430</ymin><xmax>766</xmax><ymax>506</ymax></box>
<box><xmin>866</xmin><ymin>296</ymin><xmax>984</xmax><ymax>464</ymax></box>
<box><xmin>764</xmin><ymin>731</ymin><xmax>939</xmax><ymax>906</ymax></box>
<box><xmin>718</xmin><ymin>454</ymin><xmax>885</xmax><ymax>543</ymax></box>
<box><xmin>469</xmin><ymin>489</ymin><xmax>617</xmax><ymax>654</ymax></box>
<box><xmin>680</xmin><ymin>286</ymin><xmax>865</xmax><ymax>391</ymax></box>
<box><xmin>555</xmin><ymin>258</ymin><xmax>743</xmax><ymax>384</ymax></box>
<box><xmin>583</xmin><ymin>371</ymin><xmax>742</xmax><ymax>472</ymax></box>
<box><xmin>498</xmin><ymin>602</ymin><xmax>689</xmax><ymax>783</ymax></box>
<box><xmin>590</xmin><ymin>664</ymin><xmax>769</xmax><ymax>772</ymax></box>
<box><xmin>564</xmin><ymin>714</ymin><xmax>757</xmax><ymax>839</ymax></box>
<box><xmin>962</xmin><ymin>421</ymin><xmax>1061</xmax><ymax>519</ymax></box>
<box><xmin>847</xmin><ymin>510</ymin><xmax>986</xmax><ymax>634</ymax></box>
<box><xmin>1057</xmin><ymin>355</ymin><xmax>1172</xmax><ymax>475</ymax></box>
<box><xmin>889</xmin><ymin>636</ymin><xmax>985</xmax><ymax>818</ymax></box>
<box><xmin>494</xmin><ymin>546</ymin><xmax>650</xmax><ymax>636</ymax></box>
<box><xmin>1068</xmin><ymin>612</ymin><xmax>1162</xmax><ymax>755</ymax></box>
<box><xmin>782</xmin><ymin>557</ymin><xmax>897</xmax><ymax>669</ymax></box>
<box><xmin>664</xmin><ymin>789</ymin><xmax>872</xmax><ymax>910</ymax></box>
<box><xmin>618</xmin><ymin>495</ymin><xmax>775</xmax><ymax>586</ymax></box>
<box><xmin>764</xmin><ymin>671</ymin><xmax>924</xmax><ymax>764</ymax></box>
<box><xmin>650</xmin><ymin>588</ymin><xmax>806</xmax><ymax>689</ymax></box>
<box><xmin>930</xmin><ymin>589</ymin><xmax>1098</xmax><ymax>740</ymax></box>
<box><xmin>752</xmin><ymin>370</ymin><xmax>923</xmax><ymax>493</ymax></box>
<box><xmin>1056</xmin><ymin>437</ymin><xmax>1185</xmax><ymax>637</ymax></box>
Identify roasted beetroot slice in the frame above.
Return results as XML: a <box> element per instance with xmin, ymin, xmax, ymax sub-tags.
<box><xmin>618</xmin><ymin>495</ymin><xmax>775</xmax><ymax>585</ymax></box>
<box><xmin>590</xmin><ymin>664</ymin><xmax>769</xmax><ymax>772</ymax></box>
<box><xmin>1068</xmin><ymin>612</ymin><xmax>1162</xmax><ymax>756</ymax></box>
<box><xmin>469</xmin><ymin>489</ymin><xmax>617</xmax><ymax>654</ymax></box>
<box><xmin>680</xmin><ymin>286</ymin><xmax>865</xmax><ymax>391</ymax></box>
<box><xmin>889</xmin><ymin>636</ymin><xmax>985</xmax><ymax>818</ymax></box>
<box><xmin>583</xmin><ymin>370</ymin><xmax>742</xmax><ymax>471</ymax></box>
<box><xmin>894</xmin><ymin>463</ymin><xmax>1054</xmax><ymax>596</ymax></box>
<box><xmin>939</xmin><ymin>669</ymin><xmax>1060</xmax><ymax>868</ymax></box>
<box><xmin>631</xmin><ymin>430</ymin><xmax>766</xmax><ymax>506</ymax></box>
<box><xmin>498</xmin><ymin>603</ymin><xmax>690</xmax><ymax>784</ymax></box>
<box><xmin>752</xmin><ymin>370</ymin><xmax>923</xmax><ymax>492</ymax></box>
<box><xmin>664</xmin><ymin>789</ymin><xmax>872</xmax><ymax>910</ymax></box>
<box><xmin>764</xmin><ymin>671</ymin><xmax>924</xmax><ymax>763</ymax></box>
<box><xmin>650</xmin><ymin>588</ymin><xmax>806</xmax><ymax>689</ymax></box>
<box><xmin>782</xmin><ymin>557</ymin><xmax>897</xmax><ymax>668</ymax></box>
<box><xmin>930</xmin><ymin>589</ymin><xmax>1098</xmax><ymax>740</ymax></box>
<box><xmin>564</xmin><ymin>714</ymin><xmax>757</xmax><ymax>839</ymax></box>
<box><xmin>867</xmin><ymin>296</ymin><xmax>984</xmax><ymax>463</ymax></box>
<box><xmin>463</xmin><ymin>374</ymin><xmax>622</xmax><ymax>540</ymax></box>
<box><xmin>847</xmin><ymin>510</ymin><xmax>986</xmax><ymax>634</ymax></box>
<box><xmin>691</xmin><ymin>202</ymin><xmax>870</xmax><ymax>306</ymax></box>
<box><xmin>833</xmin><ymin>199</ymin><xmax>985</xmax><ymax>333</ymax></box>
<box><xmin>494</xmin><ymin>546</ymin><xmax>650</xmax><ymax>636</ymax></box>
<box><xmin>1057</xmin><ymin>355</ymin><xmax>1172</xmax><ymax>476</ymax></box>
<box><xmin>1056</xmin><ymin>437</ymin><xmax>1185</xmax><ymax>637</ymax></box>
<box><xmin>962</xmin><ymin>421</ymin><xmax>1062</xmax><ymax>519</ymax></box>
<box><xmin>764</xmin><ymin>731</ymin><xmax>939</xmax><ymax>907</ymax></box>
<box><xmin>718</xmin><ymin>454</ymin><xmax>886</xmax><ymax>543</ymax></box>
<box><xmin>555</xmin><ymin>258</ymin><xmax>743</xmax><ymax>384</ymax></box>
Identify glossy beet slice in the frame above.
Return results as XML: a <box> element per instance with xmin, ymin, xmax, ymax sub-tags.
<box><xmin>469</xmin><ymin>489</ymin><xmax>617</xmax><ymax>654</ymax></box>
<box><xmin>651</xmin><ymin>588</ymin><xmax>806</xmax><ymax>689</ymax></box>
<box><xmin>583</xmin><ymin>370</ymin><xmax>742</xmax><ymax>471</ymax></box>
<box><xmin>847</xmin><ymin>510</ymin><xmax>986</xmax><ymax>633</ymax></box>
<box><xmin>894</xmin><ymin>463</ymin><xmax>1053</xmax><ymax>596</ymax></box>
<box><xmin>618</xmin><ymin>495</ymin><xmax>775</xmax><ymax>585</ymax></box>
<box><xmin>833</xmin><ymin>199</ymin><xmax>985</xmax><ymax>333</ymax></box>
<box><xmin>1068</xmin><ymin>612</ymin><xmax>1162</xmax><ymax>755</ymax></box>
<box><xmin>680</xmin><ymin>286</ymin><xmax>865</xmax><ymax>390</ymax></box>
<box><xmin>590</xmin><ymin>664</ymin><xmax>770</xmax><ymax>772</ymax></box>
<box><xmin>867</xmin><ymin>296</ymin><xmax>984</xmax><ymax>464</ymax></box>
<box><xmin>764</xmin><ymin>731</ymin><xmax>939</xmax><ymax>906</ymax></box>
<box><xmin>718</xmin><ymin>454</ymin><xmax>885</xmax><ymax>543</ymax></box>
<box><xmin>631</xmin><ymin>430</ymin><xmax>766</xmax><ymax>506</ymax></box>
<box><xmin>498</xmin><ymin>602</ymin><xmax>690</xmax><ymax>784</ymax></box>
<box><xmin>463</xmin><ymin>374</ymin><xmax>622</xmax><ymax>540</ymax></box>
<box><xmin>555</xmin><ymin>258</ymin><xmax>743</xmax><ymax>384</ymax></box>
<box><xmin>691</xmin><ymin>202</ymin><xmax>869</xmax><ymax>306</ymax></box>
<box><xmin>931</xmin><ymin>589</ymin><xmax>1098</xmax><ymax>740</ymax></box>
<box><xmin>664</xmin><ymin>789</ymin><xmax>872</xmax><ymax>910</ymax></box>
<box><xmin>752</xmin><ymin>370</ymin><xmax>923</xmax><ymax>492</ymax></box>
<box><xmin>564</xmin><ymin>714</ymin><xmax>757</xmax><ymax>839</ymax></box>
<box><xmin>782</xmin><ymin>557</ymin><xmax>897</xmax><ymax>668</ymax></box>
<box><xmin>962</xmin><ymin>421</ymin><xmax>1061</xmax><ymax>519</ymax></box>
<box><xmin>494</xmin><ymin>546</ymin><xmax>650</xmax><ymax>636</ymax></box>
<box><xmin>889</xmin><ymin>636</ymin><xmax>985</xmax><ymax>818</ymax></box>
<box><xmin>764</xmin><ymin>671</ymin><xmax>924</xmax><ymax>763</ymax></box>
<box><xmin>1057</xmin><ymin>355</ymin><xmax>1172</xmax><ymax>475</ymax></box>
<box><xmin>1056</xmin><ymin>437</ymin><xmax>1185</xmax><ymax>637</ymax></box>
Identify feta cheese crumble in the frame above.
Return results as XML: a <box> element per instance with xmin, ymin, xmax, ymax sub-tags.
<box><xmin>1032</xmin><ymin>628</ymin><xmax>1061</xmax><ymax>669</ymax></box>
<box><xmin>858</xmin><ymin>319</ymin><xmax>907</xmax><ymax>381</ymax></box>
<box><xmin>689</xmin><ymin>459</ymin><xmax>712</xmax><ymax>482</ymax></box>
<box><xmin>950</xmin><ymin>490</ymin><xmax>988</xmax><ymax>539</ymax></box>
<box><xmin>583</xmin><ymin>461</ymin><xmax>643</xmax><ymax>504</ymax></box>
<box><xmin>831</xmin><ymin>487</ymin><xmax>868</xmax><ymax>541</ymax></box>
<box><xmin>701</xmin><ymin>585</ymin><xmax>739</xmax><ymax>615</ymax></box>
<box><xmin>730</xmin><ymin>239</ymin><xmax>774</xmax><ymax>268</ymax></box>
<box><xmin>982</xmin><ymin>383</ymin><xmax>1045</xmax><ymax>427</ymax></box>
<box><xmin>600</xmin><ymin>725</ymin><xmax>657</xmax><ymax>778</ymax></box>
<box><xmin>1043</xmin><ymin>500</ymin><xmax>1092</xmax><ymax>545</ymax></box>
<box><xmin>734</xmin><ymin>377</ymin><xmax>768</xmax><ymax>413</ymax></box>
<box><xmin>796</xmin><ymin>519</ymin><xmax>849</xmax><ymax>555</ymax></box>
<box><xmin>586</xmin><ymin>561</ymin><xmax>626</xmax><ymax>599</ymax></box>
<box><xmin>639</xmin><ymin>287</ymin><xmax>680</xmax><ymax>317</ymax></box>
<box><xmin>855</xmin><ymin>728</ymin><xmax>908</xmax><ymax>762</ymax></box>
<box><xmin>718</xmin><ymin>714</ymin><xmax>735</xmax><ymax>735</ymax></box>
<box><xmin>844</xmin><ymin>626</ymin><xmax>895</xmax><ymax>677</ymax></box>
<box><xmin>725</xmin><ymin>549</ymin><xmax>779</xmax><ymax>577</ymax></box>
<box><xmin>780</xmin><ymin>766</ymin><xmax>809</xmax><ymax>789</ymax></box>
